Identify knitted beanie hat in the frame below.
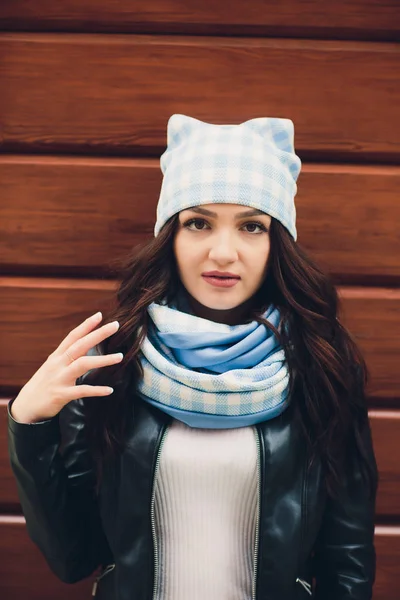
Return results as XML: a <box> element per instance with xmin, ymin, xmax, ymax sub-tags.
<box><xmin>154</xmin><ymin>114</ymin><xmax>302</xmax><ymax>241</ymax></box>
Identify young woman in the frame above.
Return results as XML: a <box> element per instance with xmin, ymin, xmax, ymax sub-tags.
<box><xmin>8</xmin><ymin>114</ymin><xmax>379</xmax><ymax>600</ymax></box>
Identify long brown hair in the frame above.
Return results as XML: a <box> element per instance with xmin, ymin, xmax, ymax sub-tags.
<box><xmin>83</xmin><ymin>214</ymin><xmax>379</xmax><ymax>502</ymax></box>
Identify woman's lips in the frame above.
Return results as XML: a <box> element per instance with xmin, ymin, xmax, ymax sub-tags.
<box><xmin>202</xmin><ymin>275</ymin><xmax>240</xmax><ymax>288</ymax></box>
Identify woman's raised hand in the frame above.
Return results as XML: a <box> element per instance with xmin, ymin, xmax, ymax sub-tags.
<box><xmin>10</xmin><ymin>312</ymin><xmax>124</xmax><ymax>424</ymax></box>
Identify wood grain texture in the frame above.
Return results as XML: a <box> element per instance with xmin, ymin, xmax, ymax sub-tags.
<box><xmin>0</xmin><ymin>277</ymin><xmax>116</xmax><ymax>392</ymax></box>
<box><xmin>338</xmin><ymin>287</ymin><xmax>399</xmax><ymax>399</ymax></box>
<box><xmin>0</xmin><ymin>156</ymin><xmax>160</xmax><ymax>275</ymax></box>
<box><xmin>0</xmin><ymin>517</ymin><xmax>94</xmax><ymax>599</ymax></box>
<box><xmin>1</xmin><ymin>34</ymin><xmax>399</xmax><ymax>160</ymax></box>
<box><xmin>0</xmin><ymin>0</ymin><xmax>399</xmax><ymax>40</ymax></box>
<box><xmin>374</xmin><ymin>526</ymin><xmax>400</xmax><ymax>599</ymax></box>
<box><xmin>1</xmin><ymin>157</ymin><xmax>399</xmax><ymax>281</ymax></box>
<box><xmin>370</xmin><ymin>411</ymin><xmax>400</xmax><ymax>517</ymax></box>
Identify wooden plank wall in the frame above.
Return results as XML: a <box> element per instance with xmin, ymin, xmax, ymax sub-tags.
<box><xmin>0</xmin><ymin>1</ymin><xmax>399</xmax><ymax>598</ymax></box>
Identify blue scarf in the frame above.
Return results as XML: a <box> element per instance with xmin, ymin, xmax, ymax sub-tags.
<box><xmin>136</xmin><ymin>292</ymin><xmax>291</xmax><ymax>429</ymax></box>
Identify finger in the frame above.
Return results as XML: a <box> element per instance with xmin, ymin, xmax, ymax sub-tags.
<box><xmin>66</xmin><ymin>320</ymin><xmax>120</xmax><ymax>363</ymax></box>
<box><xmin>69</xmin><ymin>352</ymin><xmax>124</xmax><ymax>379</ymax></box>
<box><xmin>67</xmin><ymin>384</ymin><xmax>115</xmax><ymax>400</ymax></box>
<box><xmin>55</xmin><ymin>312</ymin><xmax>103</xmax><ymax>357</ymax></box>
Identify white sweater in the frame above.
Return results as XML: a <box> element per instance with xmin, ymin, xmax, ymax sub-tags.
<box><xmin>153</xmin><ymin>418</ymin><xmax>259</xmax><ymax>600</ymax></box>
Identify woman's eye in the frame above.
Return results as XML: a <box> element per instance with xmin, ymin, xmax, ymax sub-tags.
<box><xmin>184</xmin><ymin>218</ymin><xmax>208</xmax><ymax>230</ymax></box>
<box><xmin>183</xmin><ymin>218</ymin><xmax>267</xmax><ymax>234</ymax></box>
<box><xmin>243</xmin><ymin>222</ymin><xmax>266</xmax><ymax>233</ymax></box>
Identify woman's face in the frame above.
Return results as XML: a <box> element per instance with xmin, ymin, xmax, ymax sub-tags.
<box><xmin>173</xmin><ymin>203</ymin><xmax>272</xmax><ymax>324</ymax></box>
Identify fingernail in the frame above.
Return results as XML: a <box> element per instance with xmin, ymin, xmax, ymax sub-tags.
<box><xmin>92</xmin><ymin>311</ymin><xmax>102</xmax><ymax>320</ymax></box>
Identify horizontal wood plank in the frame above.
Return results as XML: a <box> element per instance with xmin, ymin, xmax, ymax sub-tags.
<box><xmin>0</xmin><ymin>401</ymin><xmax>17</xmax><ymax>509</ymax></box>
<box><xmin>1</xmin><ymin>157</ymin><xmax>399</xmax><ymax>282</ymax></box>
<box><xmin>0</xmin><ymin>277</ymin><xmax>116</xmax><ymax>392</ymax></box>
<box><xmin>0</xmin><ymin>518</ymin><xmax>397</xmax><ymax>598</ymax></box>
<box><xmin>369</xmin><ymin>411</ymin><xmax>400</xmax><ymax>517</ymax></box>
<box><xmin>1</xmin><ymin>404</ymin><xmax>398</xmax><ymax>517</ymax></box>
<box><xmin>374</xmin><ymin>526</ymin><xmax>400</xmax><ymax>599</ymax></box>
<box><xmin>0</xmin><ymin>156</ymin><xmax>160</xmax><ymax>275</ymax></box>
<box><xmin>0</xmin><ymin>517</ymin><xmax>94</xmax><ymax>599</ymax></box>
<box><xmin>1</xmin><ymin>34</ymin><xmax>399</xmax><ymax>160</ymax></box>
<box><xmin>338</xmin><ymin>287</ymin><xmax>399</xmax><ymax>398</ymax></box>
<box><xmin>0</xmin><ymin>279</ymin><xmax>398</xmax><ymax>397</ymax></box>
<box><xmin>0</xmin><ymin>0</ymin><xmax>398</xmax><ymax>41</ymax></box>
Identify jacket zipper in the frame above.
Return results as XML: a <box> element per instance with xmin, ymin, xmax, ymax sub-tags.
<box><xmin>150</xmin><ymin>423</ymin><xmax>261</xmax><ymax>600</ymax></box>
<box><xmin>252</xmin><ymin>425</ymin><xmax>261</xmax><ymax>600</ymax></box>
<box><xmin>295</xmin><ymin>448</ymin><xmax>311</xmax><ymax>596</ymax></box>
<box><xmin>296</xmin><ymin>577</ymin><xmax>312</xmax><ymax>595</ymax></box>
<box><xmin>91</xmin><ymin>562</ymin><xmax>116</xmax><ymax>596</ymax></box>
<box><xmin>150</xmin><ymin>423</ymin><xmax>170</xmax><ymax>600</ymax></box>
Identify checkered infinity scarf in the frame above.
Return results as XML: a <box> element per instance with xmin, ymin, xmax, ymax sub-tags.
<box><xmin>136</xmin><ymin>297</ymin><xmax>291</xmax><ymax>429</ymax></box>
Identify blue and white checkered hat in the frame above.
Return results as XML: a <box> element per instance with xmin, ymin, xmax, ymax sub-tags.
<box><xmin>154</xmin><ymin>114</ymin><xmax>302</xmax><ymax>241</ymax></box>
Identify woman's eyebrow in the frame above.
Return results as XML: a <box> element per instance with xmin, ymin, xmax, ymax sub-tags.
<box><xmin>183</xmin><ymin>207</ymin><xmax>267</xmax><ymax>219</ymax></box>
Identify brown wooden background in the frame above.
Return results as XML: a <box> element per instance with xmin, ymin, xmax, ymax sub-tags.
<box><xmin>0</xmin><ymin>1</ymin><xmax>399</xmax><ymax>598</ymax></box>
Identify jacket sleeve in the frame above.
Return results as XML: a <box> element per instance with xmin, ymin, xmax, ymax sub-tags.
<box><xmin>7</xmin><ymin>371</ymin><xmax>112</xmax><ymax>584</ymax></box>
<box><xmin>312</xmin><ymin>409</ymin><xmax>378</xmax><ymax>600</ymax></box>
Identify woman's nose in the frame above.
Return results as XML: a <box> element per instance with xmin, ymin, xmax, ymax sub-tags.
<box><xmin>208</xmin><ymin>234</ymin><xmax>239</xmax><ymax>261</ymax></box>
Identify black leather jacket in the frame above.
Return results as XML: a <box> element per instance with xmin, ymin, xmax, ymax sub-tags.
<box><xmin>7</xmin><ymin>367</ymin><xmax>377</xmax><ymax>600</ymax></box>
